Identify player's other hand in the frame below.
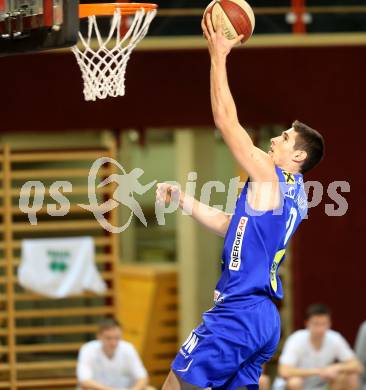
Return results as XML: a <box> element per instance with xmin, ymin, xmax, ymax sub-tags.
<box><xmin>156</xmin><ymin>183</ymin><xmax>181</xmax><ymax>205</ymax></box>
<box><xmin>201</xmin><ymin>13</ymin><xmax>243</xmax><ymax>59</ymax></box>
<box><xmin>318</xmin><ymin>364</ymin><xmax>341</xmax><ymax>380</ymax></box>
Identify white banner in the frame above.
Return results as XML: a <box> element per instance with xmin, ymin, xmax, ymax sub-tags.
<box><xmin>18</xmin><ymin>237</ymin><xmax>107</xmax><ymax>298</ymax></box>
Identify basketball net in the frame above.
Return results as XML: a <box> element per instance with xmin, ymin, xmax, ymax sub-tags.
<box><xmin>72</xmin><ymin>8</ymin><xmax>156</xmax><ymax>101</ymax></box>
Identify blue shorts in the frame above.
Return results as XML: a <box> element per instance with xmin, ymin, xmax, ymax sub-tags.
<box><xmin>172</xmin><ymin>297</ymin><xmax>280</xmax><ymax>390</ymax></box>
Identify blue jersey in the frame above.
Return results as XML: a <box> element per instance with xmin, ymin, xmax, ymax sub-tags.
<box><xmin>215</xmin><ymin>166</ymin><xmax>308</xmax><ymax>306</ymax></box>
<box><xmin>172</xmin><ymin>166</ymin><xmax>307</xmax><ymax>389</ymax></box>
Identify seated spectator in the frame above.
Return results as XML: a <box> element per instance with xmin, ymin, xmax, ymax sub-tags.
<box><xmin>273</xmin><ymin>304</ymin><xmax>363</xmax><ymax>390</ymax></box>
<box><xmin>355</xmin><ymin>320</ymin><xmax>366</xmax><ymax>389</ymax></box>
<box><xmin>77</xmin><ymin>318</ymin><xmax>153</xmax><ymax>390</ymax></box>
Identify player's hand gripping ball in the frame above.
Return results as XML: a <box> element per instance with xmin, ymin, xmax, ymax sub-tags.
<box><xmin>204</xmin><ymin>0</ymin><xmax>255</xmax><ymax>44</ymax></box>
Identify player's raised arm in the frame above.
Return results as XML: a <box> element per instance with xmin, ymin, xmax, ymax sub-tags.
<box><xmin>202</xmin><ymin>14</ymin><xmax>276</xmax><ymax>183</ymax></box>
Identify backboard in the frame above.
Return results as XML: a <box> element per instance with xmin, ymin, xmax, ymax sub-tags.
<box><xmin>0</xmin><ymin>0</ymin><xmax>78</xmax><ymax>56</ymax></box>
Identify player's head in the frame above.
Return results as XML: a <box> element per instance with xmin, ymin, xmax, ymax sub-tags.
<box><xmin>305</xmin><ymin>304</ymin><xmax>331</xmax><ymax>338</ymax></box>
<box><xmin>269</xmin><ymin>120</ymin><xmax>324</xmax><ymax>174</ymax></box>
<box><xmin>97</xmin><ymin>318</ymin><xmax>122</xmax><ymax>355</ymax></box>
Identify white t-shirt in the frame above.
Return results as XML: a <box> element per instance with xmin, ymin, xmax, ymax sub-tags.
<box><xmin>77</xmin><ymin>340</ymin><xmax>147</xmax><ymax>389</ymax></box>
<box><xmin>273</xmin><ymin>329</ymin><xmax>355</xmax><ymax>389</ymax></box>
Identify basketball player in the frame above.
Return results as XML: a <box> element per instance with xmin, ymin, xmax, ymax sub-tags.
<box><xmin>158</xmin><ymin>14</ymin><xmax>325</xmax><ymax>390</ymax></box>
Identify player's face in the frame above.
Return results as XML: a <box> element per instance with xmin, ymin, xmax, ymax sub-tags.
<box><xmin>306</xmin><ymin>315</ymin><xmax>331</xmax><ymax>339</ymax></box>
<box><xmin>98</xmin><ymin>326</ymin><xmax>122</xmax><ymax>355</ymax></box>
<box><xmin>268</xmin><ymin>128</ymin><xmax>298</xmax><ymax>166</ymax></box>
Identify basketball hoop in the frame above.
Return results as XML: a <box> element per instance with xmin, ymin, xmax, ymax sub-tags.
<box><xmin>72</xmin><ymin>3</ymin><xmax>157</xmax><ymax>101</ymax></box>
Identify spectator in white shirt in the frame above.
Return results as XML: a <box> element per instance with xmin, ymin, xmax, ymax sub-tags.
<box><xmin>355</xmin><ymin>320</ymin><xmax>366</xmax><ymax>389</ymax></box>
<box><xmin>77</xmin><ymin>318</ymin><xmax>153</xmax><ymax>390</ymax></box>
<box><xmin>273</xmin><ymin>304</ymin><xmax>363</xmax><ymax>390</ymax></box>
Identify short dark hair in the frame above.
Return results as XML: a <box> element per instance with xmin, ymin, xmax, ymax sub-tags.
<box><xmin>292</xmin><ymin>120</ymin><xmax>325</xmax><ymax>174</ymax></box>
<box><xmin>305</xmin><ymin>303</ymin><xmax>331</xmax><ymax>320</ymax></box>
<box><xmin>97</xmin><ymin>318</ymin><xmax>122</xmax><ymax>333</ymax></box>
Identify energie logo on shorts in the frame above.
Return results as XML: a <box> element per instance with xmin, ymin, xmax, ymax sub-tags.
<box><xmin>229</xmin><ymin>217</ymin><xmax>248</xmax><ymax>271</ymax></box>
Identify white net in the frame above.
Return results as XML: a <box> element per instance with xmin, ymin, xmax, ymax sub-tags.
<box><xmin>72</xmin><ymin>8</ymin><xmax>156</xmax><ymax>101</ymax></box>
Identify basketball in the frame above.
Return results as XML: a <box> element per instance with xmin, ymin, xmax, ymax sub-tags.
<box><xmin>204</xmin><ymin>0</ymin><xmax>255</xmax><ymax>44</ymax></box>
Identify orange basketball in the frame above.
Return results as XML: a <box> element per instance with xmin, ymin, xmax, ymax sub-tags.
<box><xmin>204</xmin><ymin>0</ymin><xmax>255</xmax><ymax>44</ymax></box>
